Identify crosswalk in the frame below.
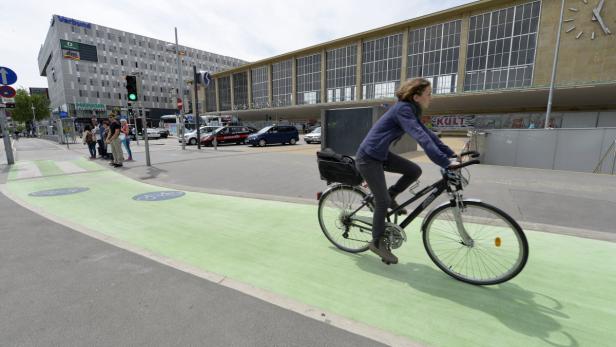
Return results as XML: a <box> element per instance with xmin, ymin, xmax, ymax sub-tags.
<box><xmin>11</xmin><ymin>160</ymin><xmax>94</xmax><ymax>180</ymax></box>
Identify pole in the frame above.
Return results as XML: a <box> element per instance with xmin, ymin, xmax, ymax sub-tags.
<box><xmin>135</xmin><ymin>72</ymin><xmax>151</xmax><ymax>166</ymax></box>
<box><xmin>546</xmin><ymin>0</ymin><xmax>565</xmax><ymax>129</ymax></box>
<box><xmin>31</xmin><ymin>105</ymin><xmax>37</xmax><ymax>137</ymax></box>
<box><xmin>194</xmin><ymin>65</ymin><xmax>201</xmax><ymax>150</ymax></box>
<box><xmin>175</xmin><ymin>27</ymin><xmax>186</xmax><ymax>150</ymax></box>
<box><xmin>0</xmin><ymin>106</ymin><xmax>15</xmax><ymax>165</ymax></box>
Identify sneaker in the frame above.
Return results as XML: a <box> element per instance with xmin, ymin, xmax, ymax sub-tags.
<box><xmin>113</xmin><ymin>163</ymin><xmax>123</xmax><ymax>168</ymax></box>
<box><xmin>368</xmin><ymin>238</ymin><xmax>398</xmax><ymax>264</ymax></box>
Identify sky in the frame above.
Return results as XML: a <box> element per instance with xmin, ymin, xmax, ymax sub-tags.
<box><xmin>0</xmin><ymin>0</ymin><xmax>476</xmax><ymax>91</ymax></box>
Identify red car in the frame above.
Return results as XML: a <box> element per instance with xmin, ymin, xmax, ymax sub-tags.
<box><xmin>201</xmin><ymin>126</ymin><xmax>257</xmax><ymax>146</ymax></box>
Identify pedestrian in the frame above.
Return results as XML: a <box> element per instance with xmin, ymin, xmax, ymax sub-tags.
<box><xmin>120</xmin><ymin>118</ymin><xmax>133</xmax><ymax>161</ymax></box>
<box><xmin>97</xmin><ymin>118</ymin><xmax>108</xmax><ymax>159</ymax></box>
<box><xmin>355</xmin><ymin>78</ymin><xmax>459</xmax><ymax>264</ymax></box>
<box><xmin>102</xmin><ymin>120</ymin><xmax>112</xmax><ymax>160</ymax></box>
<box><xmin>105</xmin><ymin>114</ymin><xmax>124</xmax><ymax>167</ymax></box>
<box><xmin>82</xmin><ymin>125</ymin><xmax>97</xmax><ymax>159</ymax></box>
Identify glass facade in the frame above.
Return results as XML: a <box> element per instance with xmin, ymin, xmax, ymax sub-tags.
<box><xmin>272</xmin><ymin>59</ymin><xmax>293</xmax><ymax>107</ymax></box>
<box><xmin>326</xmin><ymin>45</ymin><xmax>357</xmax><ymax>102</ymax></box>
<box><xmin>408</xmin><ymin>20</ymin><xmax>461</xmax><ymax>94</ymax></box>
<box><xmin>464</xmin><ymin>1</ymin><xmax>541</xmax><ymax>91</ymax></box>
<box><xmin>362</xmin><ymin>33</ymin><xmax>403</xmax><ymax>100</ymax></box>
<box><xmin>296</xmin><ymin>54</ymin><xmax>322</xmax><ymax>105</ymax></box>
<box><xmin>251</xmin><ymin>66</ymin><xmax>269</xmax><ymax>109</ymax></box>
<box><xmin>205</xmin><ymin>79</ymin><xmax>217</xmax><ymax>112</ymax></box>
<box><xmin>218</xmin><ymin>76</ymin><xmax>231</xmax><ymax>111</ymax></box>
<box><xmin>233</xmin><ymin>72</ymin><xmax>248</xmax><ymax>110</ymax></box>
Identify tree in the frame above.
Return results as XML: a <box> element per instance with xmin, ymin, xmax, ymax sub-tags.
<box><xmin>11</xmin><ymin>88</ymin><xmax>50</xmax><ymax>123</ymax></box>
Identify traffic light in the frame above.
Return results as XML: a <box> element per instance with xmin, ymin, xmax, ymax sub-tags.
<box><xmin>125</xmin><ymin>75</ymin><xmax>138</xmax><ymax>101</ymax></box>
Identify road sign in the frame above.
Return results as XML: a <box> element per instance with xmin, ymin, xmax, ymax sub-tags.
<box><xmin>60</xmin><ymin>111</ymin><xmax>68</xmax><ymax>118</ymax></box>
<box><xmin>0</xmin><ymin>66</ymin><xmax>17</xmax><ymax>85</ymax></box>
<box><xmin>177</xmin><ymin>98</ymin><xmax>183</xmax><ymax>110</ymax></box>
<box><xmin>0</xmin><ymin>85</ymin><xmax>16</xmax><ymax>98</ymax></box>
<box><xmin>186</xmin><ymin>115</ymin><xmax>193</xmax><ymax>122</ymax></box>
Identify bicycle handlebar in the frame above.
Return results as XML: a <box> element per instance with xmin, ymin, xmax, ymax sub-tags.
<box><xmin>448</xmin><ymin>159</ymin><xmax>480</xmax><ymax>171</ymax></box>
<box><xmin>459</xmin><ymin>150</ymin><xmax>480</xmax><ymax>158</ymax></box>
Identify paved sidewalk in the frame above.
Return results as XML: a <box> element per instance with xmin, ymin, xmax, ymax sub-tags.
<box><xmin>4</xmin><ymin>152</ymin><xmax>616</xmax><ymax>347</ymax></box>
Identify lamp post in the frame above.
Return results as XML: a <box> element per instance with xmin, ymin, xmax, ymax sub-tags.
<box><xmin>31</xmin><ymin>105</ymin><xmax>37</xmax><ymax>137</ymax></box>
<box><xmin>545</xmin><ymin>0</ymin><xmax>565</xmax><ymax>129</ymax></box>
<box><xmin>167</xmin><ymin>28</ymin><xmax>186</xmax><ymax>150</ymax></box>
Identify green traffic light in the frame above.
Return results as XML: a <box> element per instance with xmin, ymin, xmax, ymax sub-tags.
<box><xmin>128</xmin><ymin>93</ymin><xmax>137</xmax><ymax>101</ymax></box>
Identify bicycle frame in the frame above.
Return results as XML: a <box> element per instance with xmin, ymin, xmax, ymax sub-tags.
<box><xmin>349</xmin><ymin>176</ymin><xmax>451</xmax><ymax>231</ymax></box>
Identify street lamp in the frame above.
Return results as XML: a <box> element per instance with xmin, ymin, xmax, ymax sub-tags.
<box><xmin>31</xmin><ymin>105</ymin><xmax>37</xmax><ymax>137</ymax></box>
<box><xmin>166</xmin><ymin>30</ymin><xmax>186</xmax><ymax>150</ymax></box>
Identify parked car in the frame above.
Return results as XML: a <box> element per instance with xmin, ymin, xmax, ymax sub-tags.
<box><xmin>180</xmin><ymin>126</ymin><xmax>220</xmax><ymax>145</ymax></box>
<box><xmin>246</xmin><ymin>125</ymin><xmax>300</xmax><ymax>147</ymax></box>
<box><xmin>157</xmin><ymin>128</ymin><xmax>170</xmax><ymax>138</ymax></box>
<box><xmin>304</xmin><ymin>126</ymin><xmax>321</xmax><ymax>144</ymax></box>
<box><xmin>201</xmin><ymin>126</ymin><xmax>257</xmax><ymax>146</ymax></box>
<box><xmin>145</xmin><ymin>128</ymin><xmax>161</xmax><ymax>139</ymax></box>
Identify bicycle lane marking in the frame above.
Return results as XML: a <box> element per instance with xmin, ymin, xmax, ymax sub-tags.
<box><xmin>4</xmin><ymin>162</ymin><xmax>616</xmax><ymax>347</ymax></box>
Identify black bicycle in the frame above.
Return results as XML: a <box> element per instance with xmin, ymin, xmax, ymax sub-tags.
<box><xmin>316</xmin><ymin>150</ymin><xmax>528</xmax><ymax>285</ymax></box>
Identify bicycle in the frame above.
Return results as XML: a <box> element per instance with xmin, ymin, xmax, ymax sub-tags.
<box><xmin>316</xmin><ymin>150</ymin><xmax>528</xmax><ymax>285</ymax></box>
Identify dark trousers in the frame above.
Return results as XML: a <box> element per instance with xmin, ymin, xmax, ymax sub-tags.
<box><xmin>87</xmin><ymin>142</ymin><xmax>96</xmax><ymax>158</ymax></box>
<box><xmin>97</xmin><ymin>139</ymin><xmax>107</xmax><ymax>157</ymax></box>
<box><xmin>356</xmin><ymin>151</ymin><xmax>422</xmax><ymax>241</ymax></box>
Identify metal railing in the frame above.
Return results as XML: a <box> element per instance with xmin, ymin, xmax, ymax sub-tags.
<box><xmin>594</xmin><ymin>139</ymin><xmax>616</xmax><ymax>175</ymax></box>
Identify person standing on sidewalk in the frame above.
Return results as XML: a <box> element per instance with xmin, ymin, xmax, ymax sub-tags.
<box><xmin>105</xmin><ymin>114</ymin><xmax>124</xmax><ymax>167</ymax></box>
<box><xmin>120</xmin><ymin>119</ymin><xmax>133</xmax><ymax>161</ymax></box>
<box><xmin>96</xmin><ymin>119</ymin><xmax>107</xmax><ymax>159</ymax></box>
<box><xmin>355</xmin><ymin>78</ymin><xmax>459</xmax><ymax>264</ymax></box>
<box><xmin>82</xmin><ymin>125</ymin><xmax>97</xmax><ymax>159</ymax></box>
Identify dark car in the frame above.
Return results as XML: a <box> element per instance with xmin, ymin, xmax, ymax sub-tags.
<box><xmin>201</xmin><ymin>126</ymin><xmax>257</xmax><ymax>146</ymax></box>
<box><xmin>246</xmin><ymin>125</ymin><xmax>300</xmax><ymax>147</ymax></box>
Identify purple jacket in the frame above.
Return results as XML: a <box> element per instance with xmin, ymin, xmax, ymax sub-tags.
<box><xmin>357</xmin><ymin>101</ymin><xmax>454</xmax><ymax>168</ymax></box>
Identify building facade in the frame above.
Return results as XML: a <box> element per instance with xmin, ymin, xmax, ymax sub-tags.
<box><xmin>38</xmin><ymin>15</ymin><xmax>246</xmax><ymax>121</ymax></box>
<box><xmin>195</xmin><ymin>0</ymin><xmax>616</xmax><ymax>130</ymax></box>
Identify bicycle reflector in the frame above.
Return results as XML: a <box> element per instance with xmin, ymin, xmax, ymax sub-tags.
<box><xmin>317</xmin><ymin>192</ymin><xmax>322</xmax><ymax>200</ymax></box>
<box><xmin>495</xmin><ymin>237</ymin><xmax>502</xmax><ymax>247</ymax></box>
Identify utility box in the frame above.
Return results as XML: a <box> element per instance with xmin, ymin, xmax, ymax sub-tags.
<box><xmin>321</xmin><ymin>106</ymin><xmax>417</xmax><ymax>157</ymax></box>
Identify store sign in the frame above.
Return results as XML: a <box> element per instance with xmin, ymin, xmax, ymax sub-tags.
<box><xmin>60</xmin><ymin>40</ymin><xmax>79</xmax><ymax>50</ymax></box>
<box><xmin>57</xmin><ymin>16</ymin><xmax>91</xmax><ymax>29</ymax></box>
<box><xmin>75</xmin><ymin>102</ymin><xmax>106</xmax><ymax>111</ymax></box>
<box><xmin>432</xmin><ymin>115</ymin><xmax>475</xmax><ymax>129</ymax></box>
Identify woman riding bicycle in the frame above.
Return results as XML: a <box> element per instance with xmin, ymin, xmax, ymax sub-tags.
<box><xmin>356</xmin><ymin>78</ymin><xmax>459</xmax><ymax>264</ymax></box>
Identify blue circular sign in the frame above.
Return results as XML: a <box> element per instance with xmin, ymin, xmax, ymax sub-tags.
<box><xmin>0</xmin><ymin>66</ymin><xmax>17</xmax><ymax>85</ymax></box>
<box><xmin>29</xmin><ymin>187</ymin><xmax>89</xmax><ymax>197</ymax></box>
<box><xmin>132</xmin><ymin>191</ymin><xmax>185</xmax><ymax>201</ymax></box>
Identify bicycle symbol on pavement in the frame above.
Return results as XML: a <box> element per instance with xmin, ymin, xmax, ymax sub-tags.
<box><xmin>29</xmin><ymin>187</ymin><xmax>90</xmax><ymax>197</ymax></box>
<box><xmin>132</xmin><ymin>191</ymin><xmax>185</xmax><ymax>201</ymax></box>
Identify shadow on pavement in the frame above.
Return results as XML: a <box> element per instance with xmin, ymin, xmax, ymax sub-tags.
<box><xmin>336</xmin><ymin>248</ymin><xmax>579</xmax><ymax>347</ymax></box>
<box><xmin>138</xmin><ymin>166</ymin><xmax>167</xmax><ymax>180</ymax></box>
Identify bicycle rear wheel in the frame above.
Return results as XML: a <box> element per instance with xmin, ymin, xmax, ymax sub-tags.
<box><xmin>422</xmin><ymin>200</ymin><xmax>528</xmax><ymax>285</ymax></box>
<box><xmin>318</xmin><ymin>184</ymin><xmax>373</xmax><ymax>253</ymax></box>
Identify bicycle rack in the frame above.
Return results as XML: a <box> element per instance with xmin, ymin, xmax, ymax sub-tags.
<box><xmin>593</xmin><ymin>139</ymin><xmax>616</xmax><ymax>175</ymax></box>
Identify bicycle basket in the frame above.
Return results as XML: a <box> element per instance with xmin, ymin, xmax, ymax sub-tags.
<box><xmin>317</xmin><ymin>149</ymin><xmax>363</xmax><ymax>186</ymax></box>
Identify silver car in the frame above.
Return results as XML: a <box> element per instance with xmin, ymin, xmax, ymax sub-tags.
<box><xmin>180</xmin><ymin>126</ymin><xmax>220</xmax><ymax>145</ymax></box>
<box><xmin>304</xmin><ymin>127</ymin><xmax>321</xmax><ymax>144</ymax></box>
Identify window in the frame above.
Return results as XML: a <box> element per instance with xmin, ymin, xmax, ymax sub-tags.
<box><xmin>233</xmin><ymin>72</ymin><xmax>248</xmax><ymax>110</ymax></box>
<box><xmin>408</xmin><ymin>20</ymin><xmax>461</xmax><ymax>94</ymax></box>
<box><xmin>464</xmin><ymin>1</ymin><xmax>540</xmax><ymax>91</ymax></box>
<box><xmin>218</xmin><ymin>76</ymin><xmax>231</xmax><ymax>111</ymax></box>
<box><xmin>251</xmin><ymin>66</ymin><xmax>269</xmax><ymax>109</ymax></box>
<box><xmin>296</xmin><ymin>53</ymin><xmax>321</xmax><ymax>105</ymax></box>
<box><xmin>271</xmin><ymin>59</ymin><xmax>292</xmax><ymax>107</ymax></box>
<box><xmin>362</xmin><ymin>33</ymin><xmax>403</xmax><ymax>99</ymax></box>
<box><xmin>326</xmin><ymin>44</ymin><xmax>357</xmax><ymax>102</ymax></box>
<box><xmin>205</xmin><ymin>79</ymin><xmax>217</xmax><ymax>112</ymax></box>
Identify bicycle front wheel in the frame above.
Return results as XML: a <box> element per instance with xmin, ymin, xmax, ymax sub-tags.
<box><xmin>318</xmin><ymin>184</ymin><xmax>373</xmax><ymax>253</ymax></box>
<box><xmin>422</xmin><ymin>200</ymin><xmax>528</xmax><ymax>285</ymax></box>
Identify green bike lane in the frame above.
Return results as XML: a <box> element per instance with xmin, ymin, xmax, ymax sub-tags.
<box><xmin>4</xmin><ymin>158</ymin><xmax>616</xmax><ymax>347</ymax></box>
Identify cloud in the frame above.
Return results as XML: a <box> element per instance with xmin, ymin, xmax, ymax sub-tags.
<box><xmin>0</xmin><ymin>0</ymin><xmax>475</xmax><ymax>90</ymax></box>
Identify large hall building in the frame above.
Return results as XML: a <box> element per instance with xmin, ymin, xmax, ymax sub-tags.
<box><xmin>195</xmin><ymin>0</ymin><xmax>616</xmax><ymax>130</ymax></box>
